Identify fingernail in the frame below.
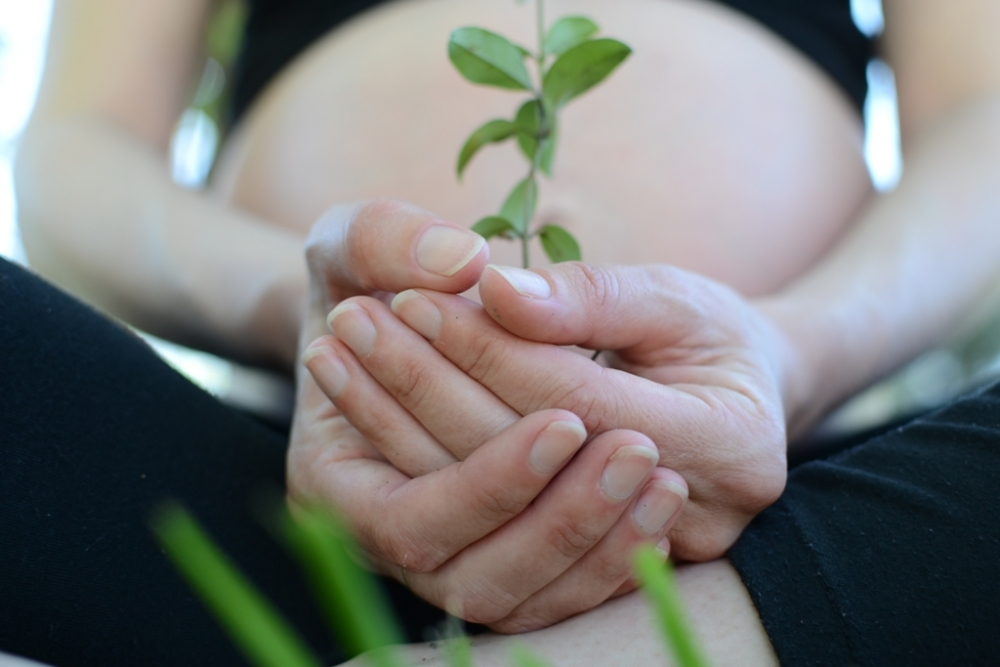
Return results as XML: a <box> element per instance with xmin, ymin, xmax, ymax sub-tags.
<box><xmin>654</xmin><ymin>537</ymin><xmax>670</xmax><ymax>560</ymax></box>
<box><xmin>301</xmin><ymin>345</ymin><xmax>349</xmax><ymax>396</ymax></box>
<box><xmin>391</xmin><ymin>290</ymin><xmax>442</xmax><ymax>340</ymax></box>
<box><xmin>600</xmin><ymin>444</ymin><xmax>659</xmax><ymax>501</ymax></box>
<box><xmin>327</xmin><ymin>302</ymin><xmax>376</xmax><ymax>356</ymax></box>
<box><xmin>416</xmin><ymin>225</ymin><xmax>485</xmax><ymax>277</ymax></box>
<box><xmin>487</xmin><ymin>265</ymin><xmax>551</xmax><ymax>299</ymax></box>
<box><xmin>632</xmin><ymin>481</ymin><xmax>686</xmax><ymax>535</ymax></box>
<box><xmin>528</xmin><ymin>421</ymin><xmax>587</xmax><ymax>475</ymax></box>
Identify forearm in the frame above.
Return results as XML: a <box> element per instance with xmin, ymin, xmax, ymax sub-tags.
<box><xmin>15</xmin><ymin>116</ymin><xmax>306</xmax><ymax>370</ymax></box>
<box><xmin>759</xmin><ymin>92</ymin><xmax>1000</xmax><ymax>436</ymax></box>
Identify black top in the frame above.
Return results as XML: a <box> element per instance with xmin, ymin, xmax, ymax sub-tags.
<box><xmin>230</xmin><ymin>0</ymin><xmax>874</xmax><ymax>123</ymax></box>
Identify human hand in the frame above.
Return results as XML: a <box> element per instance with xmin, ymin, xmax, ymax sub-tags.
<box><xmin>376</xmin><ymin>262</ymin><xmax>788</xmax><ymax>561</ymax></box>
<box><xmin>292</xmin><ymin>201</ymin><xmax>688</xmax><ymax>631</ymax></box>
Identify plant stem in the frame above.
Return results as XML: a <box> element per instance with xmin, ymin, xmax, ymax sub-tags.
<box><xmin>519</xmin><ymin>0</ymin><xmax>548</xmax><ymax>270</ymax></box>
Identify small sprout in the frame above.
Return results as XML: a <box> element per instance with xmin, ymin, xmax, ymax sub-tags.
<box><xmin>448</xmin><ymin>0</ymin><xmax>630</xmax><ymax>268</ymax></box>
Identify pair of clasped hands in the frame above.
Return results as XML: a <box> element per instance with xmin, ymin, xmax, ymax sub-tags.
<box><xmin>291</xmin><ymin>200</ymin><xmax>788</xmax><ymax>633</ymax></box>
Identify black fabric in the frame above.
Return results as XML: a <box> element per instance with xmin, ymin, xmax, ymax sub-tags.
<box><xmin>730</xmin><ymin>382</ymin><xmax>1000</xmax><ymax>666</ymax></box>
<box><xmin>711</xmin><ymin>0</ymin><xmax>873</xmax><ymax>110</ymax></box>
<box><xmin>0</xmin><ymin>258</ymin><xmax>444</xmax><ymax>666</ymax></box>
<box><xmin>229</xmin><ymin>0</ymin><xmax>873</xmax><ymax>124</ymax></box>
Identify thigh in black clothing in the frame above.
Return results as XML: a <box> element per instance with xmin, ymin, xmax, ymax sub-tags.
<box><xmin>0</xmin><ymin>258</ymin><xmax>443</xmax><ymax>667</ymax></box>
<box><xmin>730</xmin><ymin>378</ymin><xmax>1000</xmax><ymax>665</ymax></box>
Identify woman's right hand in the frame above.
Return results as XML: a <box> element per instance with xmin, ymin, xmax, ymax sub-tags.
<box><xmin>290</xmin><ymin>200</ymin><xmax>688</xmax><ymax>632</ymax></box>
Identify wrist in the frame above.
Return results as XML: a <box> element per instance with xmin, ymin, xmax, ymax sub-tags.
<box><xmin>752</xmin><ymin>292</ymin><xmax>859</xmax><ymax>439</ymax></box>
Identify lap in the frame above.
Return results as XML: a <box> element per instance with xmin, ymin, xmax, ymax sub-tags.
<box><xmin>0</xmin><ymin>258</ymin><xmax>441</xmax><ymax>666</ymax></box>
<box><xmin>730</xmin><ymin>380</ymin><xmax>1000</xmax><ymax>665</ymax></box>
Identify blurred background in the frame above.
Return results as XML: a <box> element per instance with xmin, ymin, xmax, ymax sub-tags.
<box><xmin>1</xmin><ymin>0</ymin><xmax>998</xmax><ymax>436</ymax></box>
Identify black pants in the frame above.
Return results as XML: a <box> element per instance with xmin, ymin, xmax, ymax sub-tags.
<box><xmin>2</xmin><ymin>257</ymin><xmax>998</xmax><ymax>666</ymax></box>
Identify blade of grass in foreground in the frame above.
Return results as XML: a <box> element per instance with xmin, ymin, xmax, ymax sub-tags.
<box><xmin>278</xmin><ymin>505</ymin><xmax>404</xmax><ymax>667</ymax></box>
<box><xmin>633</xmin><ymin>546</ymin><xmax>709</xmax><ymax>667</ymax></box>
<box><xmin>151</xmin><ymin>502</ymin><xmax>323</xmax><ymax>667</ymax></box>
<box><xmin>436</xmin><ymin>615</ymin><xmax>473</xmax><ymax>667</ymax></box>
<box><xmin>509</xmin><ymin>643</ymin><xmax>554</xmax><ymax>667</ymax></box>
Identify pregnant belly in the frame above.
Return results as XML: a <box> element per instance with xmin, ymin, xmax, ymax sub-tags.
<box><xmin>213</xmin><ymin>0</ymin><xmax>873</xmax><ymax>296</ymax></box>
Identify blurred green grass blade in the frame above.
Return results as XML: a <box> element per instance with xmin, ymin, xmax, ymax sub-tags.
<box><xmin>279</xmin><ymin>505</ymin><xmax>404</xmax><ymax>667</ymax></box>
<box><xmin>509</xmin><ymin>643</ymin><xmax>554</xmax><ymax>667</ymax></box>
<box><xmin>633</xmin><ymin>546</ymin><xmax>709</xmax><ymax>667</ymax></box>
<box><xmin>440</xmin><ymin>615</ymin><xmax>473</xmax><ymax>667</ymax></box>
<box><xmin>151</xmin><ymin>502</ymin><xmax>323</xmax><ymax>667</ymax></box>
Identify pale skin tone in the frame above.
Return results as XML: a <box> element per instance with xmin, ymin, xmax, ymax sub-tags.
<box><xmin>15</xmin><ymin>0</ymin><xmax>1000</xmax><ymax>663</ymax></box>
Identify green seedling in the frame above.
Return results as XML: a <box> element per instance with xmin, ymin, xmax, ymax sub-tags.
<box><xmin>448</xmin><ymin>0</ymin><xmax>630</xmax><ymax>268</ymax></box>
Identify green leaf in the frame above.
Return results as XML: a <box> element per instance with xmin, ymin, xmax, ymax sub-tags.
<box><xmin>542</xmin><ymin>38</ymin><xmax>631</xmax><ymax>109</ymax></box>
<box><xmin>633</xmin><ymin>546</ymin><xmax>710</xmax><ymax>667</ymax></box>
<box><xmin>278</xmin><ymin>506</ymin><xmax>404</xmax><ymax>667</ymax></box>
<box><xmin>515</xmin><ymin>100</ymin><xmax>541</xmax><ymax>160</ymax></box>
<box><xmin>538</xmin><ymin>224</ymin><xmax>581</xmax><ymax>263</ymax></box>
<box><xmin>448</xmin><ymin>27</ymin><xmax>533</xmax><ymax>91</ymax></box>
<box><xmin>457</xmin><ymin>119</ymin><xmax>519</xmax><ymax>178</ymax></box>
<box><xmin>543</xmin><ymin>16</ymin><xmax>599</xmax><ymax>57</ymax></box>
<box><xmin>514</xmin><ymin>100</ymin><xmax>557</xmax><ymax>176</ymax></box>
<box><xmin>499</xmin><ymin>177</ymin><xmax>537</xmax><ymax>234</ymax></box>
<box><xmin>509</xmin><ymin>643</ymin><xmax>555</xmax><ymax>667</ymax></box>
<box><xmin>471</xmin><ymin>215</ymin><xmax>517</xmax><ymax>239</ymax></box>
<box><xmin>150</xmin><ymin>502</ymin><xmax>323</xmax><ymax>667</ymax></box>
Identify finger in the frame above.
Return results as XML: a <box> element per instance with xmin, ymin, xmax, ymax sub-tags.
<box><xmin>477</xmin><ymin>263</ymin><xmax>741</xmax><ymax>361</ymax></box>
<box><xmin>326</xmin><ymin>295</ymin><xmax>520</xmax><ymax>459</ymax></box>
<box><xmin>302</xmin><ymin>336</ymin><xmax>458</xmax><ymax>476</ymax></box>
<box><xmin>305</xmin><ymin>409</ymin><xmax>590</xmax><ymax>573</ymax></box>
<box><xmin>490</xmin><ymin>468</ymin><xmax>687</xmax><ymax>633</ymax></box>
<box><xmin>400</xmin><ymin>431</ymin><xmax>661</xmax><ymax>624</ymax></box>
<box><xmin>389</xmin><ymin>288</ymin><xmax>706</xmax><ymax>442</ymax></box>
<box><xmin>305</xmin><ymin>199</ymin><xmax>489</xmax><ymax>308</ymax></box>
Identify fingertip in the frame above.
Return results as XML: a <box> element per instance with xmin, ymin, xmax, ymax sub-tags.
<box><xmin>415</xmin><ymin>225</ymin><xmax>488</xmax><ymax>279</ymax></box>
<box><xmin>528</xmin><ymin>417</ymin><xmax>588</xmax><ymax>475</ymax></box>
<box><xmin>301</xmin><ymin>338</ymin><xmax>349</xmax><ymax>397</ymax></box>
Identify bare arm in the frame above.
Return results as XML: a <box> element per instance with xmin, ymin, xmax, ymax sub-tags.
<box><xmin>767</xmin><ymin>0</ymin><xmax>1000</xmax><ymax>435</ymax></box>
<box><xmin>15</xmin><ymin>0</ymin><xmax>305</xmax><ymax>369</ymax></box>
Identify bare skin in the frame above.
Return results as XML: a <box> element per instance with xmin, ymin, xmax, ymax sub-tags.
<box><xmin>15</xmin><ymin>0</ymin><xmax>1000</xmax><ymax>662</ymax></box>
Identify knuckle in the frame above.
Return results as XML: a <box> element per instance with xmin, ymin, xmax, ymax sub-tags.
<box><xmin>464</xmin><ymin>330</ymin><xmax>514</xmax><ymax>385</ymax></box>
<box><xmin>448</xmin><ymin>577</ymin><xmax>521</xmax><ymax>625</ymax></box>
<box><xmin>373</xmin><ymin>521</ymin><xmax>448</xmax><ymax>573</ymax></box>
<box><xmin>489</xmin><ymin>610</ymin><xmax>555</xmax><ymax>634</ymax></box>
<box><xmin>468</xmin><ymin>480</ymin><xmax>524</xmax><ymax>527</ymax></box>
<box><xmin>546</xmin><ymin>515</ymin><xmax>605</xmax><ymax>561</ymax></box>
<box><xmin>386</xmin><ymin>355</ymin><xmax>434</xmax><ymax>408</ymax></box>
<box><xmin>574</xmin><ymin>264</ymin><xmax>620</xmax><ymax>312</ymax></box>
<box><xmin>538</xmin><ymin>374</ymin><xmax>613</xmax><ymax>433</ymax></box>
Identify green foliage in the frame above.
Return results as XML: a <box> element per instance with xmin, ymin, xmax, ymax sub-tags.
<box><xmin>151</xmin><ymin>502</ymin><xmax>323</xmax><ymax>667</ymax></box>
<box><xmin>542</xmin><ymin>39</ymin><xmax>632</xmax><ymax>110</ymax></box>
<box><xmin>472</xmin><ymin>216</ymin><xmax>517</xmax><ymax>240</ymax></box>
<box><xmin>448</xmin><ymin>28</ymin><xmax>534</xmax><ymax>91</ymax></box>
<box><xmin>428</xmin><ymin>616</ymin><xmax>474</xmax><ymax>667</ymax></box>
<box><xmin>457</xmin><ymin>119</ymin><xmax>522</xmax><ymax>178</ymax></box>
<box><xmin>633</xmin><ymin>546</ymin><xmax>710</xmax><ymax>667</ymax></box>
<box><xmin>450</xmin><ymin>1</ymin><xmax>630</xmax><ymax>267</ymax></box>
<box><xmin>543</xmin><ymin>16</ymin><xmax>598</xmax><ymax>57</ymax></box>
<box><xmin>537</xmin><ymin>224</ymin><xmax>581</xmax><ymax>263</ymax></box>
<box><xmin>277</xmin><ymin>505</ymin><xmax>404</xmax><ymax>666</ymax></box>
<box><xmin>500</xmin><ymin>177</ymin><xmax>538</xmax><ymax>235</ymax></box>
<box><xmin>509</xmin><ymin>644</ymin><xmax>555</xmax><ymax>667</ymax></box>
